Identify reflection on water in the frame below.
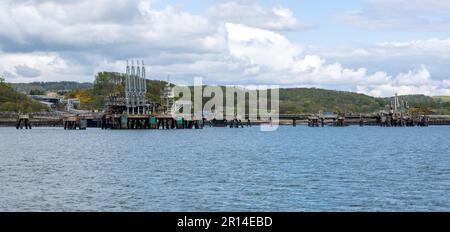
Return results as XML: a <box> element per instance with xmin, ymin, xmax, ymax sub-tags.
<box><xmin>0</xmin><ymin>126</ymin><xmax>449</xmax><ymax>211</ymax></box>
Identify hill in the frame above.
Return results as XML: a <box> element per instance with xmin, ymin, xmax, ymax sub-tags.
<box><xmin>0</xmin><ymin>77</ymin><xmax>48</xmax><ymax>113</ymax></box>
<box><xmin>11</xmin><ymin>81</ymin><xmax>93</xmax><ymax>94</ymax></box>
<box><xmin>433</xmin><ymin>96</ymin><xmax>450</xmax><ymax>103</ymax></box>
<box><xmin>279</xmin><ymin>88</ymin><xmax>386</xmax><ymax>114</ymax></box>
<box><xmin>3</xmin><ymin>74</ymin><xmax>449</xmax><ymax>114</ymax></box>
<box><xmin>432</xmin><ymin>96</ymin><xmax>450</xmax><ymax>114</ymax></box>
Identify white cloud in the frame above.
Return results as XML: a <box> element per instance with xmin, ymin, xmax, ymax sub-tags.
<box><xmin>0</xmin><ymin>53</ymin><xmax>89</xmax><ymax>82</ymax></box>
<box><xmin>394</xmin><ymin>65</ymin><xmax>431</xmax><ymax>86</ymax></box>
<box><xmin>225</xmin><ymin>23</ymin><xmax>449</xmax><ymax>96</ymax></box>
<box><xmin>319</xmin><ymin>38</ymin><xmax>450</xmax><ymax>61</ymax></box>
<box><xmin>309</xmin><ymin>37</ymin><xmax>450</xmax><ymax>91</ymax></box>
<box><xmin>0</xmin><ymin>0</ymin><xmax>216</xmax><ymax>54</ymax></box>
<box><xmin>226</xmin><ymin>23</ymin><xmax>303</xmax><ymax>70</ymax></box>
<box><xmin>292</xmin><ymin>55</ymin><xmax>324</xmax><ymax>74</ymax></box>
<box><xmin>15</xmin><ymin>64</ymin><xmax>41</xmax><ymax>78</ymax></box>
<box><xmin>358</xmin><ymin>66</ymin><xmax>450</xmax><ymax>97</ymax></box>
<box><xmin>334</xmin><ymin>0</ymin><xmax>450</xmax><ymax>31</ymax></box>
<box><xmin>375</xmin><ymin>38</ymin><xmax>450</xmax><ymax>59</ymax></box>
<box><xmin>208</xmin><ymin>2</ymin><xmax>309</xmax><ymax>31</ymax></box>
<box><xmin>0</xmin><ymin>0</ymin><xmax>448</xmax><ymax>97</ymax></box>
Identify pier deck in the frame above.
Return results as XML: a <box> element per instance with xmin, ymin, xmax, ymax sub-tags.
<box><xmin>1</xmin><ymin>112</ymin><xmax>450</xmax><ymax>129</ymax></box>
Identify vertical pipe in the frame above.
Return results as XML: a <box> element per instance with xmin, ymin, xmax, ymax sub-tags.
<box><xmin>136</xmin><ymin>61</ymin><xmax>141</xmax><ymax>103</ymax></box>
<box><xmin>131</xmin><ymin>60</ymin><xmax>135</xmax><ymax>92</ymax></box>
<box><xmin>142</xmin><ymin>60</ymin><xmax>147</xmax><ymax>94</ymax></box>
<box><xmin>126</xmin><ymin>60</ymin><xmax>130</xmax><ymax>114</ymax></box>
<box><xmin>394</xmin><ymin>93</ymin><xmax>398</xmax><ymax>114</ymax></box>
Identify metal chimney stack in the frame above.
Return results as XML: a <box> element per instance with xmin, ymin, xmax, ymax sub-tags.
<box><xmin>124</xmin><ymin>59</ymin><xmax>148</xmax><ymax>115</ymax></box>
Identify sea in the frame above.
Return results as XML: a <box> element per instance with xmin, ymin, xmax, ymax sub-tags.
<box><xmin>0</xmin><ymin>126</ymin><xmax>449</xmax><ymax>211</ymax></box>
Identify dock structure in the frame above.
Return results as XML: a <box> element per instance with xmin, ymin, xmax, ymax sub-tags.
<box><xmin>2</xmin><ymin>111</ymin><xmax>450</xmax><ymax>129</ymax></box>
<box><xmin>63</xmin><ymin>115</ymin><xmax>87</xmax><ymax>130</ymax></box>
<box><xmin>305</xmin><ymin>114</ymin><xmax>347</xmax><ymax>127</ymax></box>
<box><xmin>335</xmin><ymin>116</ymin><xmax>346</xmax><ymax>127</ymax></box>
<box><xmin>100</xmin><ymin>114</ymin><xmax>204</xmax><ymax>130</ymax></box>
<box><xmin>372</xmin><ymin>92</ymin><xmax>428</xmax><ymax>127</ymax></box>
<box><xmin>259</xmin><ymin>111</ymin><xmax>436</xmax><ymax>127</ymax></box>
<box><xmin>98</xmin><ymin>60</ymin><xmax>204</xmax><ymax>130</ymax></box>
<box><xmin>427</xmin><ymin>115</ymin><xmax>450</xmax><ymax>126</ymax></box>
<box><xmin>124</xmin><ymin>60</ymin><xmax>151</xmax><ymax>115</ymax></box>
<box><xmin>210</xmin><ymin>118</ymin><xmax>228</xmax><ymax>127</ymax></box>
<box><xmin>263</xmin><ymin>93</ymin><xmax>436</xmax><ymax>127</ymax></box>
<box><xmin>228</xmin><ymin>118</ymin><xmax>244</xmax><ymax>128</ymax></box>
<box><xmin>162</xmin><ymin>76</ymin><xmax>175</xmax><ymax>114</ymax></box>
<box><xmin>278</xmin><ymin>94</ymin><xmax>434</xmax><ymax>128</ymax></box>
<box><xmin>374</xmin><ymin>113</ymin><xmax>427</xmax><ymax>127</ymax></box>
<box><xmin>308</xmin><ymin>116</ymin><xmax>320</xmax><ymax>127</ymax></box>
<box><xmin>16</xmin><ymin>114</ymin><xmax>32</xmax><ymax>129</ymax></box>
<box><xmin>278</xmin><ymin>113</ymin><xmax>428</xmax><ymax>127</ymax></box>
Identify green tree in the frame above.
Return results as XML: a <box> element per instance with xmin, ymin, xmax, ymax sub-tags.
<box><xmin>0</xmin><ymin>79</ymin><xmax>48</xmax><ymax>113</ymax></box>
<box><xmin>29</xmin><ymin>89</ymin><xmax>46</xmax><ymax>95</ymax></box>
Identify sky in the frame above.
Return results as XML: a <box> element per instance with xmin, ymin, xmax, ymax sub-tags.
<box><xmin>0</xmin><ymin>0</ymin><xmax>450</xmax><ymax>97</ymax></box>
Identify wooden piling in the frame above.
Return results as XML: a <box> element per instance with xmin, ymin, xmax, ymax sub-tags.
<box><xmin>16</xmin><ymin>114</ymin><xmax>31</xmax><ymax>130</ymax></box>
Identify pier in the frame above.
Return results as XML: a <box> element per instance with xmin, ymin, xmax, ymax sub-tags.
<box><xmin>100</xmin><ymin>114</ymin><xmax>204</xmax><ymax>130</ymax></box>
<box><xmin>2</xmin><ymin>63</ymin><xmax>450</xmax><ymax>130</ymax></box>
<box><xmin>63</xmin><ymin>115</ymin><xmax>87</xmax><ymax>130</ymax></box>
<box><xmin>16</xmin><ymin>114</ymin><xmax>31</xmax><ymax>129</ymax></box>
<box><xmin>95</xmin><ymin>60</ymin><xmax>205</xmax><ymax>130</ymax></box>
<box><xmin>1</xmin><ymin>112</ymin><xmax>450</xmax><ymax>129</ymax></box>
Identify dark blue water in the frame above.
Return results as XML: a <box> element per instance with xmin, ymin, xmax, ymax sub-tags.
<box><xmin>0</xmin><ymin>126</ymin><xmax>449</xmax><ymax>211</ymax></box>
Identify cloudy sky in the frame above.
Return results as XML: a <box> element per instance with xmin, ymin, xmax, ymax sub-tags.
<box><xmin>0</xmin><ymin>0</ymin><xmax>449</xmax><ymax>97</ymax></box>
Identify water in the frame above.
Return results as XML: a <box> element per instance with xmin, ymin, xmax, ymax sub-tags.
<box><xmin>0</xmin><ymin>126</ymin><xmax>449</xmax><ymax>211</ymax></box>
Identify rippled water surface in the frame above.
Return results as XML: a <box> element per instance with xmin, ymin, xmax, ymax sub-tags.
<box><xmin>0</xmin><ymin>126</ymin><xmax>449</xmax><ymax>211</ymax></box>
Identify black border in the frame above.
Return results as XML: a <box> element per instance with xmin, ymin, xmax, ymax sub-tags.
<box><xmin>1</xmin><ymin>212</ymin><xmax>449</xmax><ymax>230</ymax></box>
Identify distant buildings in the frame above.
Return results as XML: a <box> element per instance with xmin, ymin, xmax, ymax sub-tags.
<box><xmin>29</xmin><ymin>95</ymin><xmax>62</xmax><ymax>106</ymax></box>
<box><xmin>29</xmin><ymin>94</ymin><xmax>80</xmax><ymax>110</ymax></box>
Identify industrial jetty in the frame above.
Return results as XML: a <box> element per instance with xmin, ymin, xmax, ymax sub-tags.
<box><xmin>3</xmin><ymin>60</ymin><xmax>450</xmax><ymax>130</ymax></box>
<box><xmin>73</xmin><ymin>60</ymin><xmax>203</xmax><ymax>130</ymax></box>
